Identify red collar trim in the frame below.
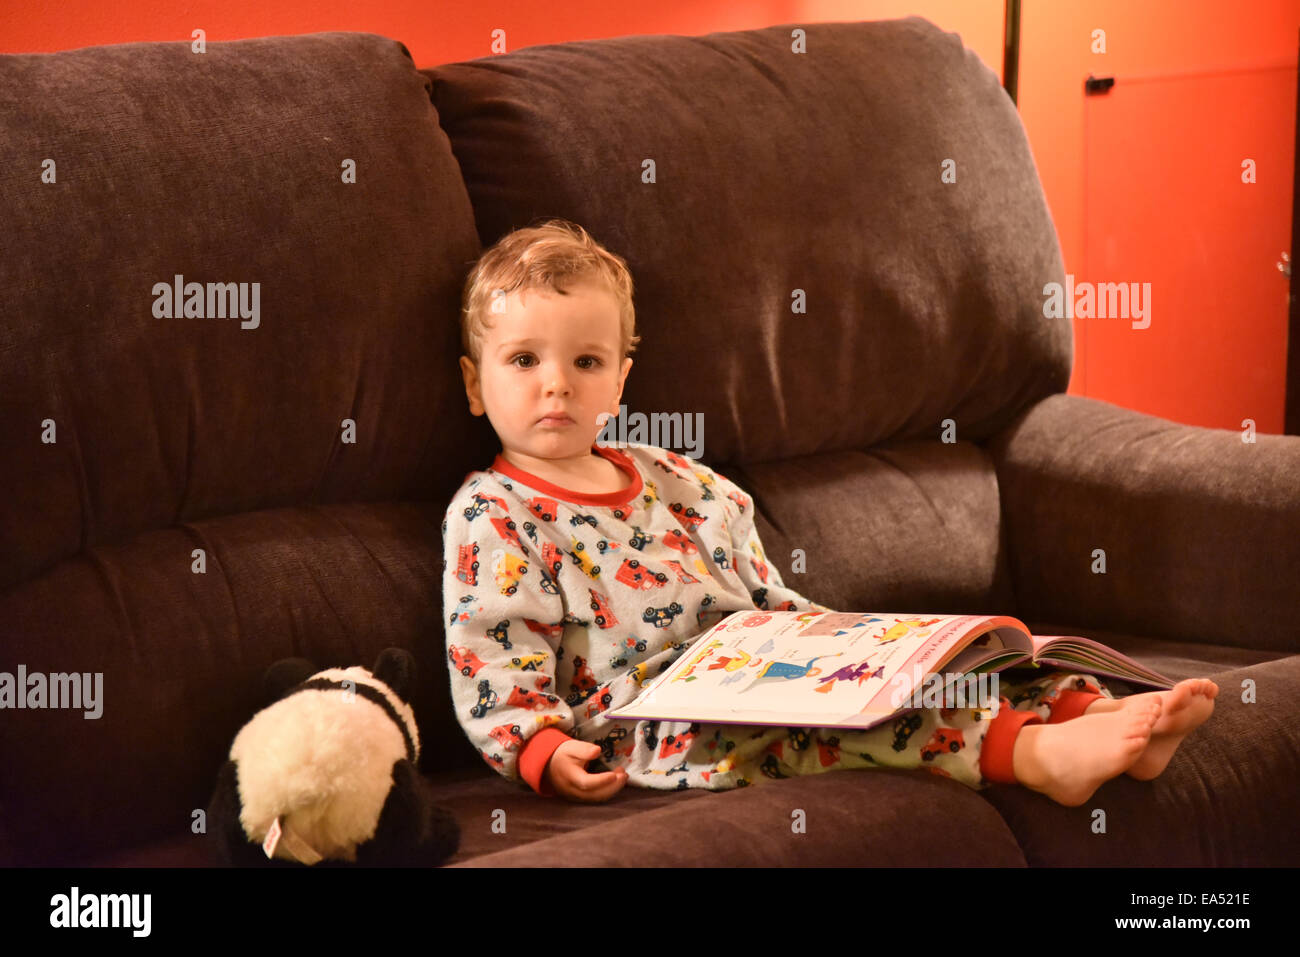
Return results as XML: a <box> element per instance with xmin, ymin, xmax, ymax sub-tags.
<box><xmin>489</xmin><ymin>444</ymin><xmax>644</xmax><ymax>508</ymax></box>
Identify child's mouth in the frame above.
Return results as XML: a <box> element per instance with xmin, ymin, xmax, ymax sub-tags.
<box><xmin>538</xmin><ymin>414</ymin><xmax>574</xmax><ymax>427</ymax></box>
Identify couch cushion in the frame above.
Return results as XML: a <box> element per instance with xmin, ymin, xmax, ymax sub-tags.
<box><xmin>988</xmin><ymin>625</ymin><xmax>1300</xmax><ymax>866</ymax></box>
<box><xmin>0</xmin><ymin>32</ymin><xmax>488</xmax><ymax>592</ymax></box>
<box><xmin>0</xmin><ymin>500</ymin><xmax>482</xmax><ymax>866</ymax></box>
<box><xmin>715</xmin><ymin>440</ymin><xmax>1018</xmax><ymax>614</ymax></box>
<box><xmin>77</xmin><ymin>763</ymin><xmax>1030</xmax><ymax>868</ymax></box>
<box><xmin>425</xmin><ymin>16</ymin><xmax>1069</xmax><ymax>467</ymax></box>
<box><xmin>992</xmin><ymin>393</ymin><xmax>1300</xmax><ymax>654</ymax></box>
<box><xmin>443</xmin><ymin>766</ymin><xmax>1027</xmax><ymax>867</ymax></box>
<box><xmin>71</xmin><ymin>632</ymin><xmax>1293</xmax><ymax>867</ymax></box>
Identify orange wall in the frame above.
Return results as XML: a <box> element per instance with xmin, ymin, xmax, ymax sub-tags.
<box><xmin>1019</xmin><ymin>0</ymin><xmax>1299</xmax><ymax>431</ymax></box>
<box><xmin>3</xmin><ymin>1</ymin><xmax>1296</xmax><ymax>430</ymax></box>
<box><xmin>0</xmin><ymin>0</ymin><xmax>1002</xmax><ymax>68</ymax></box>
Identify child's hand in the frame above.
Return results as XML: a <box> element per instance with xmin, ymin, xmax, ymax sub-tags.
<box><xmin>544</xmin><ymin>739</ymin><xmax>629</xmax><ymax>802</ymax></box>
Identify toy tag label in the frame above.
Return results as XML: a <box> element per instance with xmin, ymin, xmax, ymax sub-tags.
<box><xmin>263</xmin><ymin>816</ymin><xmax>283</xmax><ymax>858</ymax></box>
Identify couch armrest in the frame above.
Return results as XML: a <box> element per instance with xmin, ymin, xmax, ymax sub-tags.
<box><xmin>988</xmin><ymin>394</ymin><xmax>1300</xmax><ymax>653</ymax></box>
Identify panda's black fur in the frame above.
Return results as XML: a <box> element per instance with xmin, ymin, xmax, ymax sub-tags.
<box><xmin>207</xmin><ymin>648</ymin><xmax>460</xmax><ymax>867</ymax></box>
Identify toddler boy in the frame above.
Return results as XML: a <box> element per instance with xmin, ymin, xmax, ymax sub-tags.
<box><xmin>442</xmin><ymin>218</ymin><xmax>1217</xmax><ymax>805</ymax></box>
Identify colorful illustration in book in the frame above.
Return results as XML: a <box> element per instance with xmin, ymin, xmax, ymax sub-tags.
<box><xmin>813</xmin><ymin>656</ymin><xmax>885</xmax><ymax>693</ymax></box>
<box><xmin>738</xmin><ymin>653</ymin><xmax>845</xmax><ymax>694</ymax></box>
<box><xmin>873</xmin><ymin>618</ymin><xmax>942</xmax><ymax>644</ymax></box>
<box><xmin>707</xmin><ymin>649</ymin><xmax>759</xmax><ymax>672</ymax></box>
<box><xmin>798</xmin><ymin>613</ymin><xmax>883</xmax><ymax>637</ymax></box>
<box><xmin>670</xmin><ymin>639</ymin><xmax>725</xmax><ymax>683</ymax></box>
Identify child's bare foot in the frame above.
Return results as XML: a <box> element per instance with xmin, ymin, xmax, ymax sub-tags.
<box><xmin>1012</xmin><ymin>701</ymin><xmax>1161</xmax><ymax>806</ymax></box>
<box><xmin>1084</xmin><ymin>680</ymin><xmax>1218</xmax><ymax>780</ymax></box>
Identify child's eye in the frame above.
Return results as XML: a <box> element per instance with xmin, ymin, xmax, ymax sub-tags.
<box><xmin>510</xmin><ymin>354</ymin><xmax>601</xmax><ymax>369</ymax></box>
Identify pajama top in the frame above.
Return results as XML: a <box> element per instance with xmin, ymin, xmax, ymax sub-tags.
<box><xmin>441</xmin><ymin>441</ymin><xmax>832</xmax><ymax>795</ymax></box>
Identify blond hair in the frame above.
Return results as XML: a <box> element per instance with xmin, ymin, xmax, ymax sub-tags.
<box><xmin>459</xmin><ymin>218</ymin><xmax>639</xmax><ymax>367</ymax></box>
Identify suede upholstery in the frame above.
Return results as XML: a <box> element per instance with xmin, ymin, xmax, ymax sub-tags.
<box><xmin>1</xmin><ymin>20</ymin><xmax>1296</xmax><ymax>868</ymax></box>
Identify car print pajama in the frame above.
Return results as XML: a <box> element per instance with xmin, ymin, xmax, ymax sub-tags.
<box><xmin>442</xmin><ymin>441</ymin><xmax>1127</xmax><ymax>797</ymax></box>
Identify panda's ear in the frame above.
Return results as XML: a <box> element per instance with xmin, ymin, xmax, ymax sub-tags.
<box><xmin>263</xmin><ymin>657</ymin><xmax>319</xmax><ymax>703</ymax></box>
<box><xmin>371</xmin><ymin>647</ymin><xmax>416</xmax><ymax>702</ymax></box>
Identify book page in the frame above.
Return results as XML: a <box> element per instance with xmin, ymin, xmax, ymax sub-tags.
<box><xmin>609</xmin><ymin>611</ymin><xmax>1020</xmax><ymax>726</ymax></box>
<box><xmin>1029</xmin><ymin>634</ymin><xmax>1175</xmax><ymax>688</ymax></box>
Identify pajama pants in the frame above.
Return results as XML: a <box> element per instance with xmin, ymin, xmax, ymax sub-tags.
<box><xmin>604</xmin><ymin>667</ymin><xmax>1132</xmax><ymax>792</ymax></box>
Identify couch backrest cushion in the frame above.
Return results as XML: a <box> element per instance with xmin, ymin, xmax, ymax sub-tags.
<box><xmin>425</xmin><ymin>16</ymin><xmax>1070</xmax><ymax>467</ymax></box>
<box><xmin>0</xmin><ymin>32</ymin><xmax>487</xmax><ymax>590</ymax></box>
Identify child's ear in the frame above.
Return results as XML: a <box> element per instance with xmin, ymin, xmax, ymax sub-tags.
<box><xmin>459</xmin><ymin>355</ymin><xmax>485</xmax><ymax>416</ymax></box>
<box><xmin>613</xmin><ymin>357</ymin><xmax>633</xmax><ymax>405</ymax></box>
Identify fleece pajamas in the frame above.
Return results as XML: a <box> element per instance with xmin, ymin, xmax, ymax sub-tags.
<box><xmin>637</xmin><ymin>668</ymin><xmax>1123</xmax><ymax>790</ymax></box>
<box><xmin>441</xmin><ymin>441</ymin><xmax>1127</xmax><ymax>796</ymax></box>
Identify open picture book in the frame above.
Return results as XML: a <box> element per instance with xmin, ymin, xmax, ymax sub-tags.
<box><xmin>606</xmin><ymin>610</ymin><xmax>1176</xmax><ymax>731</ymax></box>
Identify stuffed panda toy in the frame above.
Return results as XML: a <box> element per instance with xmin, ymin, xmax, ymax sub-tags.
<box><xmin>207</xmin><ymin>647</ymin><xmax>460</xmax><ymax>866</ymax></box>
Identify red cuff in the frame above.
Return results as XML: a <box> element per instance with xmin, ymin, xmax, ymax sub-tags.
<box><xmin>979</xmin><ymin>700</ymin><xmax>1043</xmax><ymax>784</ymax></box>
<box><xmin>518</xmin><ymin>727</ymin><xmax>574</xmax><ymax>797</ymax></box>
<box><xmin>1046</xmin><ymin>689</ymin><xmax>1104</xmax><ymax>724</ymax></box>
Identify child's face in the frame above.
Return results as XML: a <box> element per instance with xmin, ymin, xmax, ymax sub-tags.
<box><xmin>459</xmin><ymin>278</ymin><xmax>633</xmax><ymax>467</ymax></box>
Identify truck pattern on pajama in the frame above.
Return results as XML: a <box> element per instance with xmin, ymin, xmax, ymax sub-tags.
<box><xmin>441</xmin><ymin>441</ymin><xmax>1125</xmax><ymax>796</ymax></box>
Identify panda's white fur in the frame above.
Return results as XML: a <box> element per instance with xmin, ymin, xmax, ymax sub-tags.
<box><xmin>229</xmin><ymin>665</ymin><xmax>420</xmax><ymax>863</ymax></box>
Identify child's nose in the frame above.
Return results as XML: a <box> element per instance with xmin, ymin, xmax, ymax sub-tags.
<box><xmin>544</xmin><ymin>365</ymin><xmax>572</xmax><ymax>394</ymax></box>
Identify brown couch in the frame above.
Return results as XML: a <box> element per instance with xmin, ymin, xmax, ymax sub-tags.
<box><xmin>2</xmin><ymin>18</ymin><xmax>1296</xmax><ymax>869</ymax></box>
